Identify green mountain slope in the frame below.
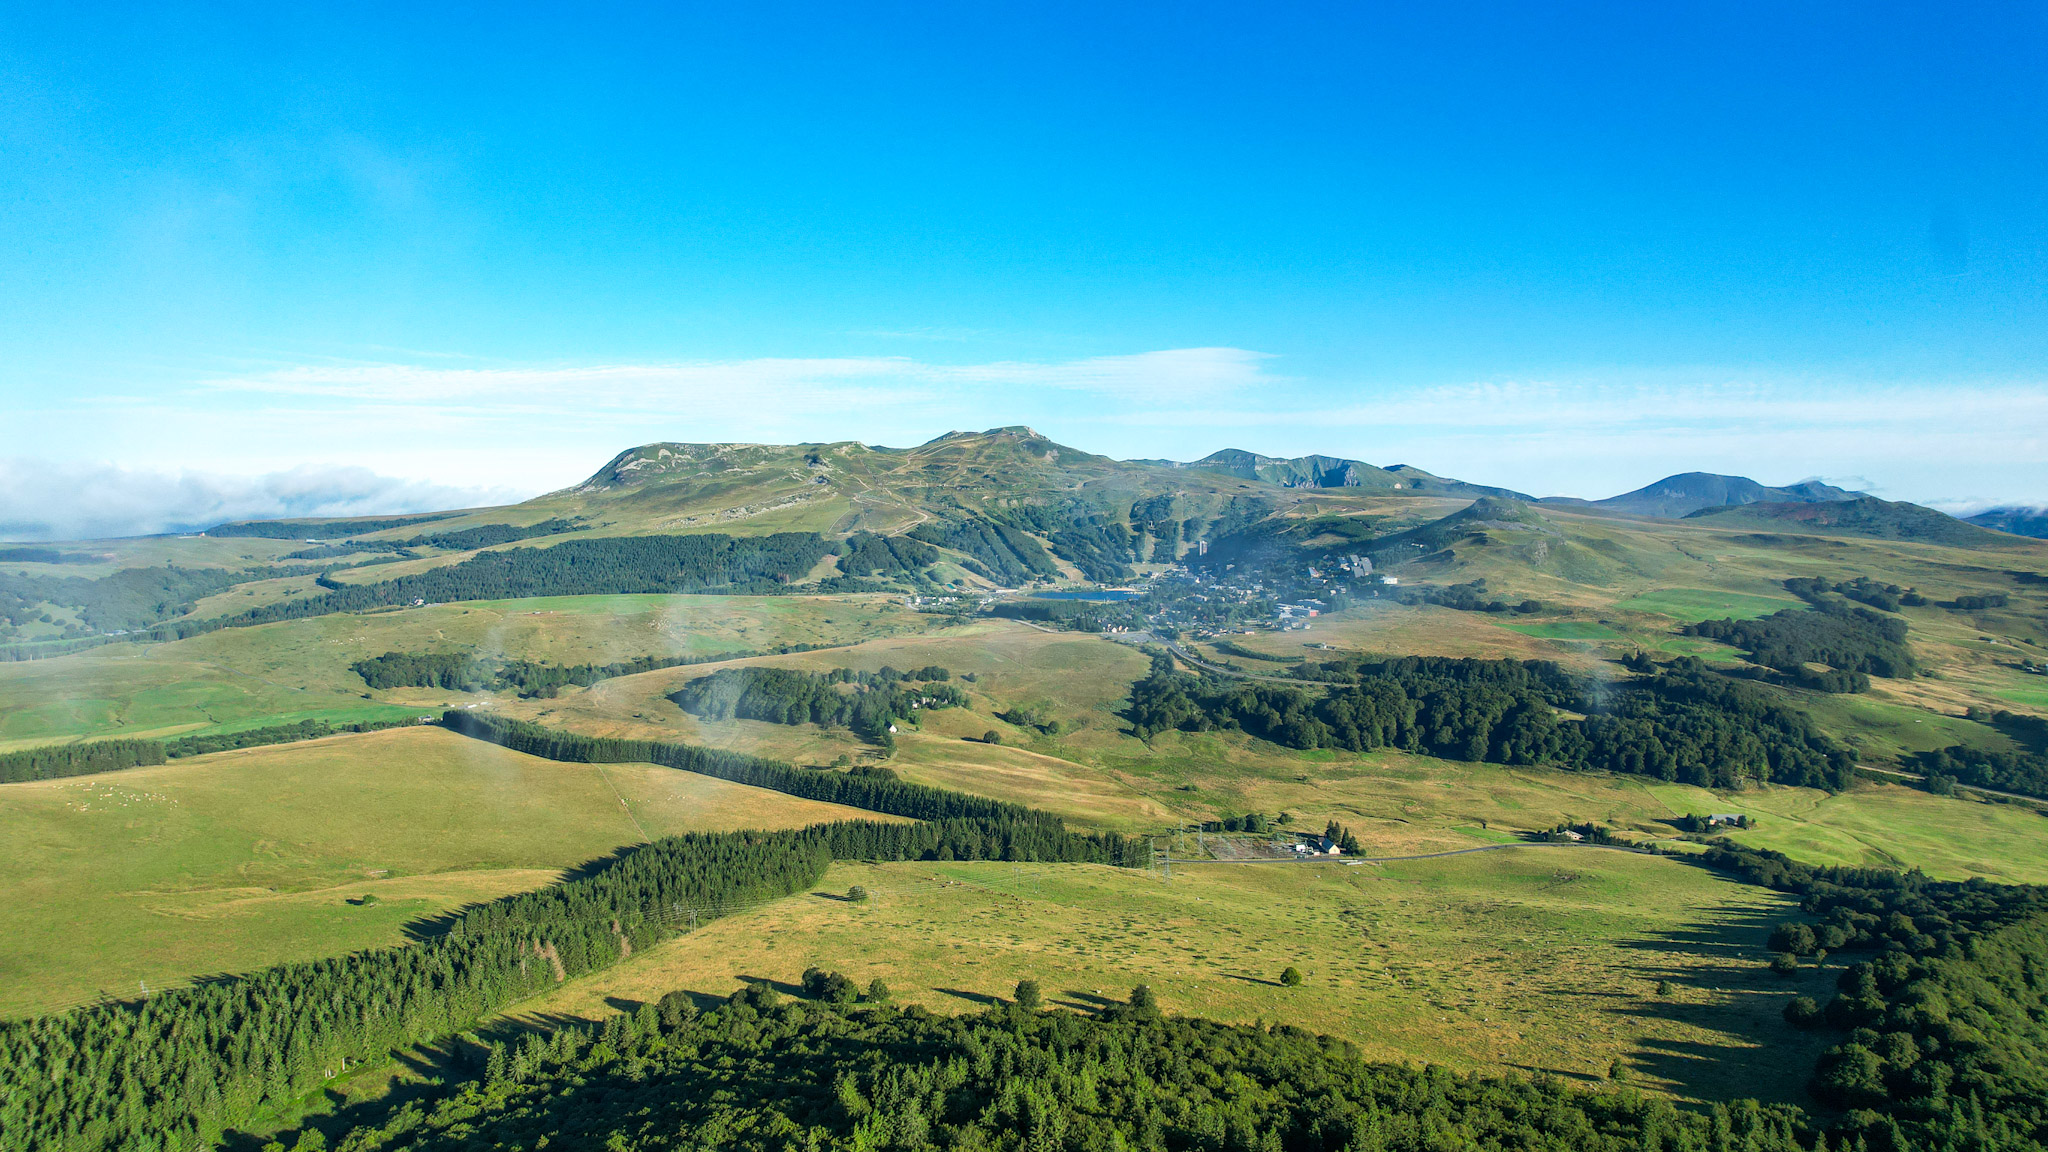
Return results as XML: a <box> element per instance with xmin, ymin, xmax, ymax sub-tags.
<box><xmin>1967</xmin><ymin>506</ymin><xmax>2048</xmax><ymax>540</ymax></box>
<box><xmin>1142</xmin><ymin>447</ymin><xmax>1531</xmax><ymax>498</ymax></box>
<box><xmin>1548</xmin><ymin>472</ymin><xmax>1860</xmax><ymax>518</ymax></box>
<box><xmin>1684</xmin><ymin>496</ymin><xmax>2017</xmax><ymax>547</ymax></box>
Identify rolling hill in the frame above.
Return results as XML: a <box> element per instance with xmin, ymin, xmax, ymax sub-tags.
<box><xmin>1967</xmin><ymin>506</ymin><xmax>2048</xmax><ymax>540</ymax></box>
<box><xmin>1682</xmin><ymin>495</ymin><xmax>2017</xmax><ymax>547</ymax></box>
<box><xmin>1547</xmin><ymin>472</ymin><xmax>1861</xmax><ymax>518</ymax></box>
<box><xmin>7</xmin><ymin>429</ymin><xmax>2045</xmax><ymax>662</ymax></box>
<box><xmin>1142</xmin><ymin>447</ymin><xmax>1531</xmax><ymax>498</ymax></box>
<box><xmin>7</xmin><ymin>428</ymin><xmax>2048</xmax><ymax>1152</ymax></box>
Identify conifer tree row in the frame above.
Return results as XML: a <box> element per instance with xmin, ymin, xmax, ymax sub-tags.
<box><xmin>327</xmin><ymin>993</ymin><xmax>1813</xmax><ymax>1152</ymax></box>
<box><xmin>0</xmin><ymin>737</ymin><xmax>165</xmax><ymax>782</ymax></box>
<box><xmin>0</xmin><ymin>798</ymin><xmax>1138</xmax><ymax>1152</ymax></box>
<box><xmin>0</xmin><ymin>718</ymin><xmax>422</xmax><ymax>784</ymax></box>
<box><xmin>229</xmin><ymin>532</ymin><xmax>833</xmax><ymax>628</ymax></box>
<box><xmin>351</xmin><ymin>643</ymin><xmax>847</xmax><ymax>697</ymax></box>
<box><xmin>442</xmin><ymin>709</ymin><xmax>1064</xmax><ymax>827</ymax></box>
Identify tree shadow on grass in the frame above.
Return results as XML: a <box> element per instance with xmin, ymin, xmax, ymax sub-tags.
<box><xmin>1223</xmin><ymin>973</ymin><xmax>1285</xmax><ymax>988</ymax></box>
<box><xmin>735</xmin><ymin>973</ymin><xmax>805</xmax><ymax>998</ymax></box>
<box><xmin>217</xmin><ymin>1034</ymin><xmax>477</xmax><ymax>1152</ymax></box>
<box><xmin>1502</xmin><ymin>1061</ymin><xmax>1604</xmax><ymax>1085</ymax></box>
<box><xmin>935</xmin><ymin>986</ymin><xmax>1004</xmax><ymax>1007</ymax></box>
<box><xmin>1599</xmin><ymin>901</ymin><xmax>1840</xmax><ymax>1107</ymax></box>
<box><xmin>1053</xmin><ymin>989</ymin><xmax>1123</xmax><ymax>1013</ymax></box>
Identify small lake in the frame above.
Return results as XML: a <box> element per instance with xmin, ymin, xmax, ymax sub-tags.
<box><xmin>1033</xmin><ymin>590</ymin><xmax>1141</xmax><ymax>601</ymax></box>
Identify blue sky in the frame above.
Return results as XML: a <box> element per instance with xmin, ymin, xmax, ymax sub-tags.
<box><xmin>2</xmin><ymin>2</ymin><xmax>2044</xmax><ymax>536</ymax></box>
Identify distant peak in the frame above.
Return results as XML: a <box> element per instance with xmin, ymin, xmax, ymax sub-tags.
<box><xmin>922</xmin><ymin>426</ymin><xmax>1045</xmax><ymax>446</ymax></box>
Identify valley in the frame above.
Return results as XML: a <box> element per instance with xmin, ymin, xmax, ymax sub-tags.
<box><xmin>3</xmin><ymin>429</ymin><xmax>2047</xmax><ymax>1151</ymax></box>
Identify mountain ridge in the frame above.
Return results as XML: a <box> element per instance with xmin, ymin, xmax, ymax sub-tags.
<box><xmin>1544</xmin><ymin>471</ymin><xmax>1862</xmax><ymax>518</ymax></box>
<box><xmin>1136</xmin><ymin>447</ymin><xmax>1532</xmax><ymax>500</ymax></box>
<box><xmin>1683</xmin><ymin>495</ymin><xmax>2018</xmax><ymax>547</ymax></box>
<box><xmin>1965</xmin><ymin>506</ymin><xmax>2048</xmax><ymax>540</ymax></box>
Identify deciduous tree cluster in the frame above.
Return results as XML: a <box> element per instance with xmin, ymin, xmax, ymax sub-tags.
<box><xmin>1129</xmin><ymin>654</ymin><xmax>1854</xmax><ymax>791</ymax></box>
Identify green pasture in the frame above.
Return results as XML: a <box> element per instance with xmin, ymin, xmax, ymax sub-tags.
<box><xmin>504</xmin><ymin>851</ymin><xmax>1829</xmax><ymax>1106</ymax></box>
<box><xmin>0</xmin><ymin>726</ymin><xmax>894</xmax><ymax>1018</ymax></box>
<box><xmin>1643</xmin><ymin>781</ymin><xmax>2048</xmax><ymax>883</ymax></box>
<box><xmin>1613</xmin><ymin>588</ymin><xmax>1802</xmax><ymax>623</ymax></box>
<box><xmin>493</xmin><ymin>622</ymin><xmax>2048</xmax><ymax>884</ymax></box>
<box><xmin>1500</xmin><ymin>620</ymin><xmax>1629</xmax><ymax>641</ymax></box>
<box><xmin>0</xmin><ymin>592</ymin><xmax>922</xmax><ymax>748</ymax></box>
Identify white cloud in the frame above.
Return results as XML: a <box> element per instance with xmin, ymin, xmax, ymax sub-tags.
<box><xmin>194</xmin><ymin>346</ymin><xmax>1271</xmax><ymax>408</ymax></box>
<box><xmin>8</xmin><ymin>350</ymin><xmax>2044</xmax><ymax>517</ymax></box>
<box><xmin>0</xmin><ymin>460</ymin><xmax>521</xmax><ymax>542</ymax></box>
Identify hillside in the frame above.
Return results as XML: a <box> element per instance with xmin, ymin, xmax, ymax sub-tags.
<box><xmin>1968</xmin><ymin>506</ymin><xmax>2048</xmax><ymax>540</ymax></box>
<box><xmin>1683</xmin><ymin>495</ymin><xmax>2018</xmax><ymax>547</ymax></box>
<box><xmin>1143</xmin><ymin>447</ymin><xmax>1531</xmax><ymax>498</ymax></box>
<box><xmin>1548</xmin><ymin>472</ymin><xmax>1860</xmax><ymax>518</ymax></box>
<box><xmin>7</xmin><ymin>430</ymin><xmax>2048</xmax><ymax>1152</ymax></box>
<box><xmin>11</xmin><ymin>430</ymin><xmax>2046</xmax><ymax>661</ymax></box>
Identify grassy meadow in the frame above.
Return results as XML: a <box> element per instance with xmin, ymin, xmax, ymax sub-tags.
<box><xmin>496</xmin><ymin>850</ymin><xmax>1831</xmax><ymax>1106</ymax></box>
<box><xmin>478</xmin><ymin>620</ymin><xmax>2048</xmax><ymax>882</ymax></box>
<box><xmin>4</xmin><ymin>504</ymin><xmax>2042</xmax><ymax>1116</ymax></box>
<box><xmin>0</xmin><ymin>592</ymin><xmax>922</xmax><ymax>748</ymax></box>
<box><xmin>0</xmin><ymin>726</ymin><xmax>897</xmax><ymax>1018</ymax></box>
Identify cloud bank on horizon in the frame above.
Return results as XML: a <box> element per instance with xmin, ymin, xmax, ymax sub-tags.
<box><xmin>0</xmin><ymin>460</ymin><xmax>520</xmax><ymax>542</ymax></box>
<box><xmin>3</xmin><ymin>346</ymin><xmax>2042</xmax><ymax>540</ymax></box>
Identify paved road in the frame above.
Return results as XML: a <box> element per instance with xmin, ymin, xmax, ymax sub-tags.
<box><xmin>1161</xmin><ymin>641</ymin><xmax>1311</xmax><ymax>685</ymax></box>
<box><xmin>1857</xmin><ymin>763</ymin><xmax>2045</xmax><ymax>806</ymax></box>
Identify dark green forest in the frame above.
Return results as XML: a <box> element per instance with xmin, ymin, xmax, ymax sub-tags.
<box><xmin>203</xmin><ymin>514</ymin><xmax>460</xmax><ymax>539</ymax></box>
<box><xmin>1685</xmin><ymin>596</ymin><xmax>1915</xmax><ymax>692</ymax></box>
<box><xmin>282</xmin><ymin>519</ymin><xmax>585</xmax><ymax>560</ymax></box>
<box><xmin>1786</xmin><ymin>576</ymin><xmax>1928</xmax><ymax>614</ymax></box>
<box><xmin>0</xmin><ymin>547</ymin><xmax>95</xmax><ymax>563</ymax></box>
<box><xmin>672</xmin><ymin>664</ymin><xmax>965</xmax><ymax>741</ymax></box>
<box><xmin>1696</xmin><ymin>842</ymin><xmax>2048</xmax><ymax>1146</ymax></box>
<box><xmin>981</xmin><ymin>503</ymin><xmax>1150</xmax><ymax>583</ymax></box>
<box><xmin>8</xmin><ymin>531</ymin><xmax>824</xmax><ymax>649</ymax></box>
<box><xmin>0</xmin><ymin>737</ymin><xmax>165</xmax><ymax>783</ymax></box>
<box><xmin>229</xmin><ymin>533</ymin><xmax>833</xmax><ymax>627</ymax></box>
<box><xmin>351</xmin><ymin>651</ymin><xmax>489</xmax><ymax>691</ymax></box>
<box><xmin>325</xmin><ymin>992</ymin><xmax>1811</xmax><ymax>1152</ymax></box>
<box><xmin>0</xmin><ymin>716</ymin><xmax>1140</xmax><ymax>1152</ymax></box>
<box><xmin>0</xmin><ymin>719</ymin><xmax>425</xmax><ymax>783</ymax></box>
<box><xmin>906</xmin><ymin>518</ymin><xmax>1060</xmax><ymax>584</ymax></box>
<box><xmin>1399</xmin><ymin>578</ymin><xmax>1544</xmax><ymax>615</ymax></box>
<box><xmin>162</xmin><ymin>718</ymin><xmax>422</xmax><ymax>759</ymax></box>
<box><xmin>1129</xmin><ymin>654</ymin><xmax>1854</xmax><ymax>791</ymax></box>
<box><xmin>836</xmin><ymin>531</ymin><xmax>941</xmax><ymax>577</ymax></box>
<box><xmin>1909</xmin><ymin>742</ymin><xmax>2048</xmax><ymax>800</ymax></box>
<box><xmin>0</xmin><ymin>564</ymin><xmax>257</xmax><ymax>633</ymax></box>
<box><xmin>399</xmin><ymin>518</ymin><xmax>582</xmax><ymax>552</ymax></box>
<box><xmin>352</xmin><ymin>644</ymin><xmax>845</xmax><ymax>698</ymax></box>
<box><xmin>444</xmin><ymin>712</ymin><xmax>1135</xmax><ymax>864</ymax></box>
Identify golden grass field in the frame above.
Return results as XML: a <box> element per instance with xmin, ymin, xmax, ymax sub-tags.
<box><xmin>495</xmin><ymin>850</ymin><xmax>1833</xmax><ymax>1107</ymax></box>
<box><xmin>0</xmin><ymin>726</ymin><xmax>898</xmax><ymax>1018</ymax></box>
<box><xmin>4</xmin><ymin>526</ymin><xmax>2044</xmax><ymax>1120</ymax></box>
<box><xmin>472</xmin><ymin>618</ymin><xmax>2048</xmax><ymax>882</ymax></box>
